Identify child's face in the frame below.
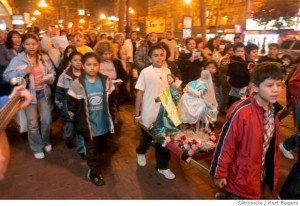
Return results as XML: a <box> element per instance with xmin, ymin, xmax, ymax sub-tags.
<box><xmin>253</xmin><ymin>78</ymin><xmax>282</xmax><ymax>105</ymax></box>
<box><xmin>227</xmin><ymin>47</ymin><xmax>234</xmax><ymax>56</ymax></box>
<box><xmin>101</xmin><ymin>51</ymin><xmax>113</xmax><ymax>62</ymax></box>
<box><xmin>197</xmin><ymin>42</ymin><xmax>204</xmax><ymax>49</ymax></box>
<box><xmin>234</xmin><ymin>47</ymin><xmax>245</xmax><ymax>58</ymax></box>
<box><xmin>167</xmin><ymin>75</ymin><xmax>175</xmax><ymax>85</ymax></box>
<box><xmin>12</xmin><ymin>34</ymin><xmax>22</xmax><ymax>46</ymax></box>
<box><xmin>70</xmin><ymin>55</ymin><xmax>82</xmax><ymax>70</ymax></box>
<box><xmin>83</xmin><ymin>57</ymin><xmax>100</xmax><ymax>77</ymax></box>
<box><xmin>74</xmin><ymin>34</ymin><xmax>84</xmax><ymax>47</ymax></box>
<box><xmin>150</xmin><ymin>48</ymin><xmax>164</xmax><ymax>68</ymax></box>
<box><xmin>248</xmin><ymin>49</ymin><xmax>258</xmax><ymax>61</ymax></box>
<box><xmin>268</xmin><ymin>46</ymin><xmax>279</xmax><ymax>58</ymax></box>
<box><xmin>148</xmin><ymin>33</ymin><xmax>158</xmax><ymax>44</ymax></box>
<box><xmin>206</xmin><ymin>63</ymin><xmax>217</xmax><ymax>75</ymax></box>
<box><xmin>186</xmin><ymin>39</ymin><xmax>196</xmax><ymax>51</ymax></box>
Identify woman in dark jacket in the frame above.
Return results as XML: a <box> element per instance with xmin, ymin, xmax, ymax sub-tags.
<box><xmin>177</xmin><ymin>37</ymin><xmax>205</xmax><ymax>88</ymax></box>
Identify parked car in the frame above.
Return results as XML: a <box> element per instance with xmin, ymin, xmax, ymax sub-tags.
<box><xmin>279</xmin><ymin>39</ymin><xmax>300</xmax><ymax>66</ymax></box>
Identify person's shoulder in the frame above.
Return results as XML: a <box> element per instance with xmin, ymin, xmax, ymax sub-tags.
<box><xmin>84</xmin><ymin>45</ymin><xmax>93</xmax><ymax>51</ymax></box>
<box><xmin>143</xmin><ymin>65</ymin><xmax>154</xmax><ymax>71</ymax></box>
<box><xmin>227</xmin><ymin>98</ymin><xmax>252</xmax><ymax>118</ymax></box>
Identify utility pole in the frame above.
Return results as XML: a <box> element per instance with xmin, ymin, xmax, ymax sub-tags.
<box><xmin>125</xmin><ymin>0</ymin><xmax>131</xmax><ymax>37</ymax></box>
<box><xmin>199</xmin><ymin>0</ymin><xmax>206</xmax><ymax>43</ymax></box>
<box><xmin>216</xmin><ymin>0</ymin><xmax>220</xmax><ymax>33</ymax></box>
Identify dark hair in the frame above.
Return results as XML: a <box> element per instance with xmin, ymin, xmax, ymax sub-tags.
<box><xmin>195</xmin><ymin>38</ymin><xmax>204</xmax><ymax>45</ymax></box>
<box><xmin>5</xmin><ymin>30</ymin><xmax>21</xmax><ymax>49</ymax></box>
<box><xmin>185</xmin><ymin>37</ymin><xmax>195</xmax><ymax>46</ymax></box>
<box><xmin>167</xmin><ymin>73</ymin><xmax>176</xmax><ymax>80</ymax></box>
<box><xmin>61</xmin><ymin>45</ymin><xmax>77</xmax><ymax>70</ymax></box>
<box><xmin>60</xmin><ymin>30</ymin><xmax>67</xmax><ymax>35</ymax></box>
<box><xmin>251</xmin><ymin>62</ymin><xmax>283</xmax><ymax>86</ymax></box>
<box><xmin>205</xmin><ymin>38</ymin><xmax>215</xmax><ymax>52</ymax></box>
<box><xmin>234</xmin><ymin>35</ymin><xmax>241</xmax><ymax>40</ymax></box>
<box><xmin>268</xmin><ymin>43</ymin><xmax>279</xmax><ymax>49</ymax></box>
<box><xmin>130</xmin><ymin>31</ymin><xmax>137</xmax><ymax>35</ymax></box>
<box><xmin>22</xmin><ymin>33</ymin><xmax>39</xmax><ymax>44</ymax></box>
<box><xmin>148</xmin><ymin>43</ymin><xmax>164</xmax><ymax>57</ymax></box>
<box><xmin>205</xmin><ymin>60</ymin><xmax>221</xmax><ymax>86</ymax></box>
<box><xmin>69</xmin><ymin>51</ymin><xmax>82</xmax><ymax>61</ymax></box>
<box><xmin>158</xmin><ymin>42</ymin><xmax>171</xmax><ymax>60</ymax></box>
<box><xmin>245</xmin><ymin>43</ymin><xmax>259</xmax><ymax>54</ymax></box>
<box><xmin>233</xmin><ymin>42</ymin><xmax>245</xmax><ymax>52</ymax></box>
<box><xmin>224</xmin><ymin>44</ymin><xmax>233</xmax><ymax>54</ymax></box>
<box><xmin>82</xmin><ymin>52</ymin><xmax>100</xmax><ymax>65</ymax></box>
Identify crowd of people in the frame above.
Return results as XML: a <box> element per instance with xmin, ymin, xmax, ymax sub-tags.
<box><xmin>0</xmin><ymin>26</ymin><xmax>299</xmax><ymax>200</ymax></box>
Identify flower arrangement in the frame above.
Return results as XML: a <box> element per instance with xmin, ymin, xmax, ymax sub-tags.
<box><xmin>154</xmin><ymin>128</ymin><xmax>218</xmax><ymax>157</ymax></box>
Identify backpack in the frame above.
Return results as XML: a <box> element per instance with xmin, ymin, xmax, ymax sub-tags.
<box><xmin>289</xmin><ymin>65</ymin><xmax>300</xmax><ymax>106</ymax></box>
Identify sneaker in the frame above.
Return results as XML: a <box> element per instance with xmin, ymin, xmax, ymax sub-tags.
<box><xmin>137</xmin><ymin>154</ymin><xmax>146</xmax><ymax>166</ymax></box>
<box><xmin>87</xmin><ymin>169</ymin><xmax>105</xmax><ymax>186</ymax></box>
<box><xmin>157</xmin><ymin>169</ymin><xmax>175</xmax><ymax>180</ymax></box>
<box><xmin>65</xmin><ymin>141</ymin><xmax>74</xmax><ymax>149</ymax></box>
<box><xmin>279</xmin><ymin>142</ymin><xmax>294</xmax><ymax>159</ymax></box>
<box><xmin>44</xmin><ymin>144</ymin><xmax>52</xmax><ymax>153</ymax></box>
<box><xmin>79</xmin><ymin>153</ymin><xmax>86</xmax><ymax>160</ymax></box>
<box><xmin>34</xmin><ymin>152</ymin><xmax>45</xmax><ymax>159</ymax></box>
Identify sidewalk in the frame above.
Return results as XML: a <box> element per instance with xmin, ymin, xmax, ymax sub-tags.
<box><xmin>0</xmin><ymin>103</ymin><xmax>296</xmax><ymax>199</ymax></box>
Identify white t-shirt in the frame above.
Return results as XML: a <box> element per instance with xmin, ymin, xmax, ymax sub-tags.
<box><xmin>135</xmin><ymin>65</ymin><xmax>171</xmax><ymax>127</ymax></box>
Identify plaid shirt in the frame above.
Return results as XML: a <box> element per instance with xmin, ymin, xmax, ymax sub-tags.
<box><xmin>261</xmin><ymin>104</ymin><xmax>275</xmax><ymax>180</ymax></box>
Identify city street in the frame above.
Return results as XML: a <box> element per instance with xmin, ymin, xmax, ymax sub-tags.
<box><xmin>0</xmin><ymin>85</ymin><xmax>296</xmax><ymax>200</ymax></box>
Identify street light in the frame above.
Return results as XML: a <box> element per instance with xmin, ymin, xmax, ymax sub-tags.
<box><xmin>79</xmin><ymin>18</ymin><xmax>85</xmax><ymax>24</ymax></box>
<box><xmin>38</xmin><ymin>0</ymin><xmax>48</xmax><ymax>8</ymax></box>
<box><xmin>99</xmin><ymin>13</ymin><xmax>106</xmax><ymax>20</ymax></box>
<box><xmin>33</xmin><ymin>10</ymin><xmax>41</xmax><ymax>16</ymax></box>
<box><xmin>184</xmin><ymin>0</ymin><xmax>191</xmax><ymax>4</ymax></box>
<box><xmin>129</xmin><ymin>7</ymin><xmax>134</xmax><ymax>14</ymax></box>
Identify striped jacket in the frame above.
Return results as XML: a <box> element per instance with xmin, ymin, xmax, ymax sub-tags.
<box><xmin>55</xmin><ymin>67</ymin><xmax>79</xmax><ymax>121</ymax></box>
<box><xmin>210</xmin><ymin>94</ymin><xmax>282</xmax><ymax>199</ymax></box>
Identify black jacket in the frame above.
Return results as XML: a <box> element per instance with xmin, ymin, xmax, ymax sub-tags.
<box><xmin>227</xmin><ymin>55</ymin><xmax>250</xmax><ymax>88</ymax></box>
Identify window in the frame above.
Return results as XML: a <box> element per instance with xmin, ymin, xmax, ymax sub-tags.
<box><xmin>292</xmin><ymin>40</ymin><xmax>300</xmax><ymax>50</ymax></box>
<box><xmin>281</xmin><ymin>40</ymin><xmax>293</xmax><ymax>49</ymax></box>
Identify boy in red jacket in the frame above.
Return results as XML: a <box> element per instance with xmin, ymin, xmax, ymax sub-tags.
<box><xmin>210</xmin><ymin>62</ymin><xmax>283</xmax><ymax>199</ymax></box>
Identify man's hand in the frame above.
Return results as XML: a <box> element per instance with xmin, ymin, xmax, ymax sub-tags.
<box><xmin>214</xmin><ymin>178</ymin><xmax>227</xmax><ymax>189</ymax></box>
<box><xmin>9</xmin><ymin>85</ymin><xmax>33</xmax><ymax>109</ymax></box>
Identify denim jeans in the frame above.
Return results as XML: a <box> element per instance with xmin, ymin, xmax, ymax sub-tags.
<box><xmin>282</xmin><ymin>87</ymin><xmax>300</xmax><ymax>151</ymax></box>
<box><xmin>24</xmin><ymin>90</ymin><xmax>52</xmax><ymax>153</ymax></box>
<box><xmin>64</xmin><ymin>121</ymin><xmax>85</xmax><ymax>154</ymax></box>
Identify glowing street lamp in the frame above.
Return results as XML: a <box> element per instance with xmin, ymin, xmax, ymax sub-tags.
<box><xmin>79</xmin><ymin>18</ymin><xmax>85</xmax><ymax>24</ymax></box>
<box><xmin>129</xmin><ymin>7</ymin><xmax>134</xmax><ymax>14</ymax></box>
<box><xmin>184</xmin><ymin>0</ymin><xmax>191</xmax><ymax>4</ymax></box>
<box><xmin>38</xmin><ymin>0</ymin><xmax>48</xmax><ymax>8</ymax></box>
<box><xmin>33</xmin><ymin>10</ymin><xmax>41</xmax><ymax>15</ymax></box>
<box><xmin>99</xmin><ymin>13</ymin><xmax>106</xmax><ymax>20</ymax></box>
